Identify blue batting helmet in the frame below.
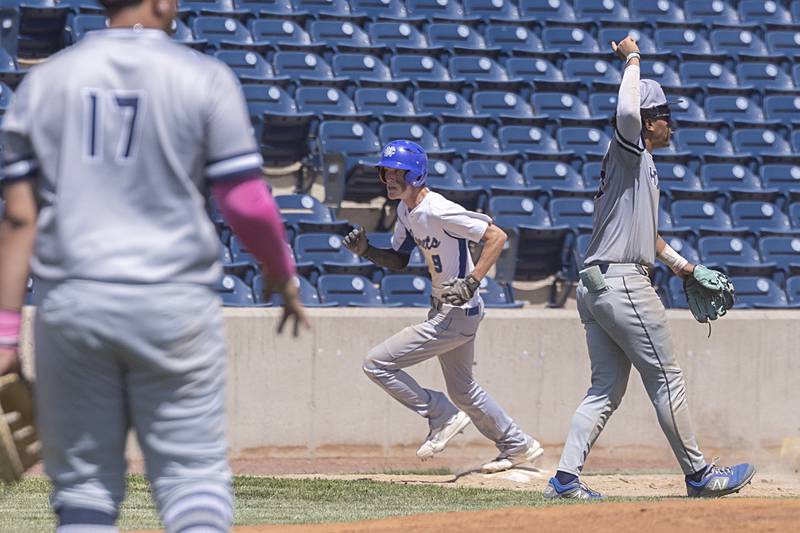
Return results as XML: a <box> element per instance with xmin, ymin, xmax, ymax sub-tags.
<box><xmin>376</xmin><ymin>140</ymin><xmax>427</xmax><ymax>187</ymax></box>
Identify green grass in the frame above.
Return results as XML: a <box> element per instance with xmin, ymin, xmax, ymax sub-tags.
<box><xmin>0</xmin><ymin>474</ymin><xmax>594</xmax><ymax>532</ymax></box>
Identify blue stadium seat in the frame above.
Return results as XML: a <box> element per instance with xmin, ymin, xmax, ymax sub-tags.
<box><xmin>505</xmin><ymin>58</ymin><xmax>576</xmax><ymax>92</ymax></box>
<box><xmin>171</xmin><ymin>18</ymin><xmax>207</xmax><ymax>49</ymax></box>
<box><xmin>332</xmin><ymin>53</ymin><xmax>399</xmax><ymax>88</ymax></box>
<box><xmin>759</xmin><ymin>236</ymin><xmax>800</xmax><ymax>274</ymax></box>
<box><xmin>655</xmin><ymin>28</ymin><xmax>712</xmax><ymax>56</ymax></box>
<box><xmin>273</xmin><ymin>51</ymin><xmax>345</xmax><ymax>84</ymax></box>
<box><xmin>732</xmin><ymin>129</ymin><xmax>793</xmax><ymax>159</ymax></box>
<box><xmin>478</xmin><ymin>276</ymin><xmax>523</xmax><ymax>308</ymax></box>
<box><xmin>658</xmin><ymin>162</ymin><xmax>707</xmax><ymax>200</ymax></box>
<box><xmin>673</xmin><ymin>128</ymin><xmax>734</xmax><ymax>158</ymax></box>
<box><xmin>787</xmin><ymin>276</ymin><xmax>800</xmax><ymax>304</ymax></box>
<box><xmin>427</xmin><ymin>24</ymin><xmax>493</xmax><ymax>54</ymax></box>
<box><xmin>736</xmin><ymin>63</ymin><xmax>794</xmax><ymax>93</ymax></box>
<box><xmin>293</xmin><ymin>0</ymin><xmax>357</xmax><ymax>19</ymax></box>
<box><xmin>215</xmin><ymin>274</ymin><xmax>255</xmax><ymax>306</ymax></box>
<box><xmin>249</xmin><ymin>19</ymin><xmax>317</xmax><ymax>50</ymax></box>
<box><xmin>368</xmin><ymin>22</ymin><xmax>432</xmax><ymax>53</ymax></box>
<box><xmin>488</xmin><ymin>196</ymin><xmax>571</xmax><ymax>284</ymax></box>
<box><xmin>449</xmin><ymin>56</ymin><xmax>519</xmax><ymax>91</ymax></box>
<box><xmin>531</xmin><ymin>92</ymin><xmax>591</xmax><ymax>122</ymax></box>
<box><xmin>499</xmin><ymin>126</ymin><xmax>564</xmax><ymax>159</ymax></box>
<box><xmin>667</xmin><ymin>275</ymin><xmax>688</xmax><ymax>308</ymax></box>
<box><xmin>710</xmin><ymin>29</ymin><xmax>768</xmax><ymax>58</ymax></box>
<box><xmin>792</xmin><ymin>130</ymin><xmax>800</xmax><ymax>153</ymax></box>
<box><xmin>793</xmin><ymin>65</ymin><xmax>800</xmax><ymax>89</ymax></box>
<box><xmin>317</xmin><ymin>121</ymin><xmax>382</xmax><ymax>204</ymax></box>
<box><xmin>235</xmin><ymin>0</ymin><xmax>300</xmax><ymax>17</ymax></box>
<box><xmin>462</xmin><ymin>160</ymin><xmax>534</xmax><ymax>196</ymax></box>
<box><xmin>793</xmin><ymin>1</ymin><xmax>800</xmax><ymax>23</ymax></box>
<box><xmin>739</xmin><ymin>0</ymin><xmax>794</xmax><ymax>26</ymax></box>
<box><xmin>671</xmin><ymin>98</ymin><xmax>712</xmax><ymax>128</ymax></box>
<box><xmin>557</xmin><ymin>127</ymin><xmax>610</xmax><ymax>160</ymax></box>
<box><xmin>523</xmin><ymin>161</ymin><xmax>588</xmax><ymax>196</ymax></box>
<box><xmin>464</xmin><ymin>0</ymin><xmax>520</xmax><ymax>21</ymax></box>
<box><xmin>628</xmin><ymin>0</ymin><xmax>684</xmax><ymax>25</ymax></box>
<box><xmin>192</xmin><ymin>16</ymin><xmax>258</xmax><ymax>49</ymax></box>
<box><xmin>588</xmin><ymin>93</ymin><xmax>619</xmax><ymax>120</ymax></box>
<box><xmin>379</xmin><ymin>122</ymin><xmax>455</xmax><ymax>158</ymax></box>
<box><xmin>296</xmin><ymin>86</ymin><xmax>365</xmax><ymax>119</ymax></box>
<box><xmin>581</xmin><ymin>161</ymin><xmax>602</xmax><ymax>190</ymax></box>
<box><xmin>406</xmin><ymin>0</ymin><xmax>475</xmax><ymax>21</ymax></box>
<box><xmin>705</xmin><ymin>96</ymin><xmax>764</xmax><ymax>127</ymax></box>
<box><xmin>67</xmin><ymin>13</ymin><xmax>106</xmax><ymax>42</ymax></box>
<box><xmin>639</xmin><ymin>60</ymin><xmax>681</xmax><ymax>88</ymax></box>
<box><xmin>0</xmin><ymin>82</ymin><xmax>12</xmax><ymax>112</ymax></box>
<box><xmin>765</xmin><ymin>31</ymin><xmax>800</xmax><ymax>58</ymax></box>
<box><xmin>18</xmin><ymin>0</ymin><xmax>69</xmax><ymax>59</ymax></box>
<box><xmin>684</xmin><ymin>0</ymin><xmax>739</xmax><ymax>26</ymax></box>
<box><xmin>698</xmin><ymin>236</ymin><xmax>770</xmax><ymax>276</ymax></box>
<box><xmin>541</xmin><ymin>27</ymin><xmax>599</xmax><ymax>54</ymax></box>
<box><xmin>700</xmin><ymin>163</ymin><xmax>764</xmax><ymax>201</ymax></box>
<box><xmin>671</xmin><ymin>200</ymin><xmax>739</xmax><ymax>235</ymax></box>
<box><xmin>317</xmin><ymin>274</ymin><xmax>386</xmax><ymax>306</ymax></box>
<box><xmin>179</xmin><ymin>0</ymin><xmax>248</xmax><ymax>16</ymax></box>
<box><xmin>215</xmin><ymin>50</ymin><xmax>280</xmax><ymax>83</ymax></box>
<box><xmin>391</xmin><ymin>56</ymin><xmax>462</xmax><ymax>90</ymax></box>
<box><xmin>275</xmin><ymin>194</ymin><xmax>349</xmax><ymax>234</ymax></box>
<box><xmin>310</xmin><ymin>20</ymin><xmax>383</xmax><ymax>53</ymax></box>
<box><xmin>550</xmin><ymin>197</ymin><xmax>595</xmax><ymax>231</ymax></box>
<box><xmin>380</xmin><ymin>274</ymin><xmax>431</xmax><ymax>307</ymax></box>
<box><xmin>244</xmin><ymin>84</ymin><xmax>299</xmax><ymax>118</ymax></box>
<box><xmin>484</xmin><ymin>25</ymin><xmax>545</xmax><ymax>55</ymax></box>
<box><xmin>242</xmin><ymin>85</ymin><xmax>313</xmax><ymax>165</ymax></box>
<box><xmin>679</xmin><ymin>61</ymin><xmax>738</xmax><ymax>93</ymax></box>
<box><xmin>472</xmin><ymin>91</ymin><xmax>538</xmax><ymax>125</ymax></box>
<box><xmin>438</xmin><ymin>123</ymin><xmax>515</xmax><ymax>159</ymax></box>
<box><xmin>665</xmin><ymin>236</ymin><xmax>701</xmax><ymax>266</ymax></box>
<box><xmin>354</xmin><ymin>87</ymin><xmax>425</xmax><ymax>121</ymax></box>
<box><xmin>573</xmin><ymin>0</ymin><xmax>631</xmax><ymax>23</ymax></box>
<box><xmin>425</xmin><ymin>159</ymin><xmax>484</xmax><ymax>210</ymax></box>
<box><xmin>58</xmin><ymin>0</ymin><xmax>103</xmax><ymax>14</ymax></box>
<box><xmin>519</xmin><ymin>0</ymin><xmax>579</xmax><ymax>22</ymax></box>
<box><xmin>760</xmin><ymin>164</ymin><xmax>800</xmax><ymax>197</ymax></box>
<box><xmin>254</xmin><ymin>274</ymin><xmax>333</xmax><ymax>307</ymax></box>
<box><xmin>350</xmin><ymin>0</ymin><xmax>420</xmax><ymax>20</ymax></box>
<box><xmin>597</xmin><ymin>29</ymin><xmax>660</xmax><ymax>57</ymax></box>
<box><xmin>729</xmin><ymin>276</ymin><xmax>789</xmax><ymax>309</ymax></box>
<box><xmin>414</xmin><ymin>89</ymin><xmax>484</xmax><ymax>122</ymax></box>
<box><xmin>731</xmin><ymin>201</ymin><xmax>793</xmax><ymax>235</ymax></box>
<box><xmin>764</xmin><ymin>95</ymin><xmax>800</xmax><ymax>125</ymax></box>
<box><xmin>561</xmin><ymin>59</ymin><xmax>620</xmax><ymax>90</ymax></box>
<box><xmin>791</xmin><ymin>203</ymin><xmax>800</xmax><ymax>228</ymax></box>
<box><xmin>294</xmin><ymin>233</ymin><xmax>376</xmax><ymax>278</ymax></box>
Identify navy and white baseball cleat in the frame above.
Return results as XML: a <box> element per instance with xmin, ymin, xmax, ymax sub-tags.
<box><xmin>543</xmin><ymin>477</ymin><xmax>605</xmax><ymax>500</ymax></box>
<box><xmin>685</xmin><ymin>462</ymin><xmax>756</xmax><ymax>498</ymax></box>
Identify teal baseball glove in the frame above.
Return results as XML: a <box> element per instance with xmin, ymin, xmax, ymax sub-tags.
<box><xmin>683</xmin><ymin>265</ymin><xmax>735</xmax><ymax>323</ymax></box>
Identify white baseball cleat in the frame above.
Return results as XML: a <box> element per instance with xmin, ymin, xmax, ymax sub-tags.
<box><xmin>480</xmin><ymin>436</ymin><xmax>544</xmax><ymax>474</ymax></box>
<box><xmin>416</xmin><ymin>411</ymin><xmax>472</xmax><ymax>460</ymax></box>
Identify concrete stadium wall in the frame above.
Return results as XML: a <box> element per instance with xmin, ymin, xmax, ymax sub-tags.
<box><xmin>19</xmin><ymin>308</ymin><xmax>800</xmax><ymax>459</ymax></box>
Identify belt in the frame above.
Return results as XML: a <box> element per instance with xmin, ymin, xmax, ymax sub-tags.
<box><xmin>431</xmin><ymin>297</ymin><xmax>481</xmax><ymax>316</ymax></box>
<box><xmin>592</xmin><ymin>263</ymin><xmax>649</xmax><ymax>276</ymax></box>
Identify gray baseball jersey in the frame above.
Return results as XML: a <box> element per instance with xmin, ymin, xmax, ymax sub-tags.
<box><xmin>1</xmin><ymin>28</ymin><xmax>262</xmax><ymax>286</ymax></box>
<box><xmin>583</xmin><ymin>131</ymin><xmax>660</xmax><ymax>268</ymax></box>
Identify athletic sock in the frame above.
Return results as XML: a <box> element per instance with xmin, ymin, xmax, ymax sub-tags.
<box><xmin>555</xmin><ymin>470</ymin><xmax>578</xmax><ymax>486</ymax></box>
<box><xmin>686</xmin><ymin>465</ymin><xmax>709</xmax><ymax>484</ymax></box>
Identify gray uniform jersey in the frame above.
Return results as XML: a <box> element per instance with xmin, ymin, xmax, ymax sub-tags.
<box><xmin>583</xmin><ymin>133</ymin><xmax>660</xmax><ymax>268</ymax></box>
<box><xmin>1</xmin><ymin>28</ymin><xmax>262</xmax><ymax>285</ymax></box>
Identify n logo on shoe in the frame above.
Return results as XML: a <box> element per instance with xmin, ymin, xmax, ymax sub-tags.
<box><xmin>710</xmin><ymin>477</ymin><xmax>729</xmax><ymax>491</ymax></box>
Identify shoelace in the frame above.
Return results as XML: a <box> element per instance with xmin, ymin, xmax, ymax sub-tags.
<box><xmin>578</xmin><ymin>481</ymin><xmax>602</xmax><ymax>497</ymax></box>
<box><xmin>705</xmin><ymin>458</ymin><xmax>734</xmax><ymax>478</ymax></box>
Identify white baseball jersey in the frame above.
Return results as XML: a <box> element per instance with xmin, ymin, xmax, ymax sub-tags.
<box><xmin>0</xmin><ymin>28</ymin><xmax>262</xmax><ymax>286</ymax></box>
<box><xmin>391</xmin><ymin>191</ymin><xmax>490</xmax><ymax>308</ymax></box>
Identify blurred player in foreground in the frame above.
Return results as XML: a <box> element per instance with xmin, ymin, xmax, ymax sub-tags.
<box><xmin>344</xmin><ymin>140</ymin><xmax>542</xmax><ymax>473</ymax></box>
<box><xmin>0</xmin><ymin>0</ymin><xmax>308</xmax><ymax>530</ymax></box>
<box><xmin>544</xmin><ymin>36</ymin><xmax>754</xmax><ymax>500</ymax></box>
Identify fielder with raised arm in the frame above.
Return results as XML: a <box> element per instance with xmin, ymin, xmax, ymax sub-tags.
<box><xmin>344</xmin><ymin>140</ymin><xmax>542</xmax><ymax>473</ymax></box>
<box><xmin>0</xmin><ymin>0</ymin><xmax>308</xmax><ymax>530</ymax></box>
<box><xmin>544</xmin><ymin>37</ymin><xmax>754</xmax><ymax>500</ymax></box>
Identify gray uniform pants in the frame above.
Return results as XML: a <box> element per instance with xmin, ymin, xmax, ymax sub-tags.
<box><xmin>34</xmin><ymin>280</ymin><xmax>232</xmax><ymax>531</ymax></box>
<box><xmin>558</xmin><ymin>264</ymin><xmax>706</xmax><ymax>476</ymax></box>
<box><xmin>363</xmin><ymin>302</ymin><xmax>527</xmax><ymax>453</ymax></box>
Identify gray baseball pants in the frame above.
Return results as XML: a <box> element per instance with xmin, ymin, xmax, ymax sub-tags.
<box><xmin>558</xmin><ymin>264</ymin><xmax>706</xmax><ymax>476</ymax></box>
<box><xmin>362</xmin><ymin>302</ymin><xmax>528</xmax><ymax>453</ymax></box>
<box><xmin>34</xmin><ymin>279</ymin><xmax>233</xmax><ymax>532</ymax></box>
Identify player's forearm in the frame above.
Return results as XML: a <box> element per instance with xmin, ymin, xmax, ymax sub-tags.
<box><xmin>362</xmin><ymin>245</ymin><xmax>409</xmax><ymax>271</ymax></box>
<box><xmin>0</xmin><ymin>181</ymin><xmax>37</xmax><ymax>311</ymax></box>
<box><xmin>616</xmin><ymin>61</ymin><xmax>642</xmax><ymax>142</ymax></box>
<box><xmin>656</xmin><ymin>235</ymin><xmax>694</xmax><ymax>278</ymax></box>
<box><xmin>471</xmin><ymin>225</ymin><xmax>506</xmax><ymax>281</ymax></box>
<box><xmin>212</xmin><ymin>176</ymin><xmax>296</xmax><ymax>283</ymax></box>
